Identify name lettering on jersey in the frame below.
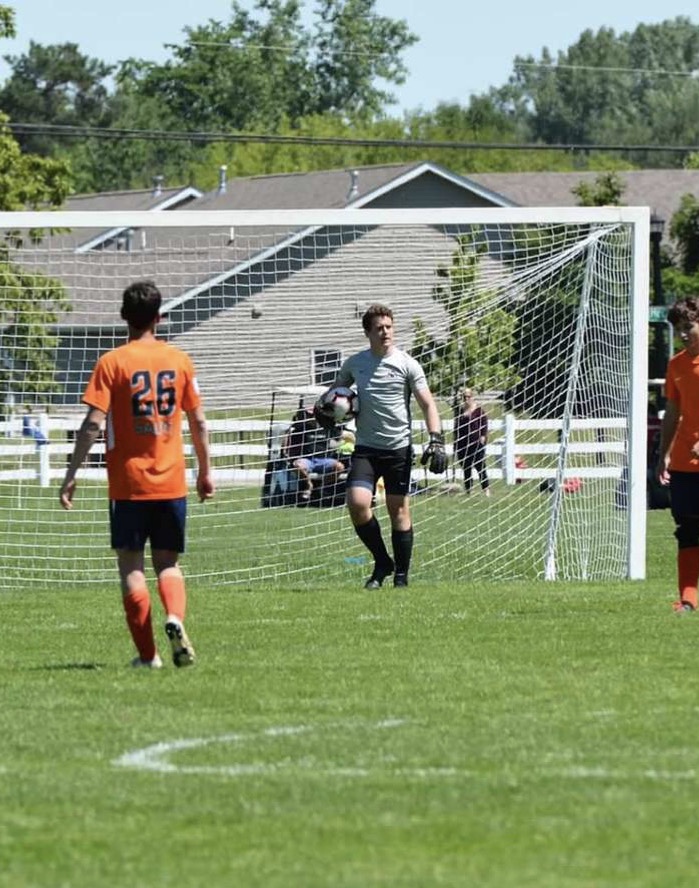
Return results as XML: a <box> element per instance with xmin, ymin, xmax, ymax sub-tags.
<box><xmin>133</xmin><ymin>420</ymin><xmax>173</xmax><ymax>436</ymax></box>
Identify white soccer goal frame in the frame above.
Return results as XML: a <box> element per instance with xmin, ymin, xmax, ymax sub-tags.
<box><xmin>0</xmin><ymin>206</ymin><xmax>650</xmax><ymax>583</ymax></box>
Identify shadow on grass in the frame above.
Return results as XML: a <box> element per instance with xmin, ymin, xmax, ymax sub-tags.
<box><xmin>37</xmin><ymin>662</ymin><xmax>107</xmax><ymax>671</ymax></box>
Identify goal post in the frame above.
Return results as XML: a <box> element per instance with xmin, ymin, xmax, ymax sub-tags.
<box><xmin>0</xmin><ymin>206</ymin><xmax>649</xmax><ymax>589</ymax></box>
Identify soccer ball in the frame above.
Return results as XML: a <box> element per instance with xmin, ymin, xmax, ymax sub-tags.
<box><xmin>316</xmin><ymin>386</ymin><xmax>359</xmax><ymax>425</ymax></box>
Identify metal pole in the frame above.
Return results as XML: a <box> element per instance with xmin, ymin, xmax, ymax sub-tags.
<box><xmin>650</xmin><ymin>215</ymin><xmax>666</xmax><ymax>380</ymax></box>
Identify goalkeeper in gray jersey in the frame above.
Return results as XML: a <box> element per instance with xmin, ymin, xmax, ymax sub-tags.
<box><xmin>316</xmin><ymin>303</ymin><xmax>446</xmax><ymax>589</ymax></box>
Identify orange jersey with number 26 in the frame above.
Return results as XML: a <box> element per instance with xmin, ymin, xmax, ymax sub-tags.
<box><xmin>83</xmin><ymin>339</ymin><xmax>202</xmax><ymax>500</ymax></box>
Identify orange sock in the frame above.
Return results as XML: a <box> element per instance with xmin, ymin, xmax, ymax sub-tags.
<box><xmin>158</xmin><ymin>573</ymin><xmax>186</xmax><ymax>622</ymax></box>
<box><xmin>678</xmin><ymin>547</ymin><xmax>699</xmax><ymax>609</ymax></box>
<box><xmin>123</xmin><ymin>588</ymin><xmax>156</xmax><ymax>661</ymax></box>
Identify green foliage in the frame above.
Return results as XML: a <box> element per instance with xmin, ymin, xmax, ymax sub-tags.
<box><xmin>0</xmin><ymin>112</ymin><xmax>72</xmax><ymax>406</ymax></box>
<box><xmin>0</xmin><ymin>42</ymin><xmax>114</xmax><ymax>156</ymax></box>
<box><xmin>661</xmin><ymin>265</ymin><xmax>699</xmax><ymax>301</ymax></box>
<box><xmin>669</xmin><ymin>192</ymin><xmax>699</xmax><ymax>274</ymax></box>
<box><xmin>0</xmin><ymin>258</ymin><xmax>71</xmax><ymax>401</ymax></box>
<box><xmin>311</xmin><ymin>0</ymin><xmax>417</xmax><ymax>119</ymax></box>
<box><xmin>411</xmin><ymin>230</ymin><xmax>519</xmax><ymax>401</ymax></box>
<box><xmin>13</xmin><ymin>4</ymin><xmax>696</xmax><ymax>189</ymax></box>
<box><xmin>0</xmin><ymin>112</ymin><xmax>71</xmax><ymax>209</ymax></box>
<box><xmin>187</xmin><ymin>113</ymin><xmax>416</xmax><ymax>184</ymax></box>
<box><xmin>572</xmin><ymin>170</ymin><xmax>625</xmax><ymax>206</ymax></box>
<box><xmin>0</xmin><ymin>3</ymin><xmax>14</xmax><ymax>38</ymax></box>
<box><xmin>411</xmin><ymin>223</ymin><xmax>605</xmax><ymax>420</ymax></box>
<box><xmin>126</xmin><ymin>0</ymin><xmax>313</xmax><ymax>133</ymax></box>
<box><xmin>495</xmin><ymin>16</ymin><xmax>699</xmax><ymax>167</ymax></box>
<box><xmin>66</xmin><ymin>71</ymin><xmax>198</xmax><ymax>192</ymax></box>
<box><xmin>117</xmin><ymin>0</ymin><xmax>416</xmax><ymax>132</ymax></box>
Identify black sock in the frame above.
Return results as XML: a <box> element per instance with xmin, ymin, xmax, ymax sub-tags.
<box><xmin>354</xmin><ymin>516</ymin><xmax>392</xmax><ymax>567</ymax></box>
<box><xmin>391</xmin><ymin>526</ymin><xmax>413</xmax><ymax>575</ymax></box>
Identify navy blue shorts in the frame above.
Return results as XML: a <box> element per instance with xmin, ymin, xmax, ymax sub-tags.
<box><xmin>670</xmin><ymin>472</ymin><xmax>699</xmax><ymax>521</ymax></box>
<box><xmin>109</xmin><ymin>498</ymin><xmax>187</xmax><ymax>552</ymax></box>
<box><xmin>347</xmin><ymin>445</ymin><xmax>413</xmax><ymax>497</ymax></box>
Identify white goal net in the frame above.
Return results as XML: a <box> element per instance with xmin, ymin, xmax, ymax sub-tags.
<box><xmin>0</xmin><ymin>207</ymin><xmax>649</xmax><ymax>590</ymax></box>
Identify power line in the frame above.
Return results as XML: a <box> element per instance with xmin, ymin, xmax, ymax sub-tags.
<box><xmin>184</xmin><ymin>44</ymin><xmax>699</xmax><ymax>79</ymax></box>
<box><xmin>6</xmin><ymin>121</ymin><xmax>699</xmax><ymax>155</ymax></box>
<box><xmin>177</xmin><ymin>42</ymin><xmax>699</xmax><ymax>78</ymax></box>
<box><xmin>188</xmin><ymin>40</ymin><xmax>392</xmax><ymax>59</ymax></box>
<box><xmin>514</xmin><ymin>61</ymin><xmax>699</xmax><ymax>78</ymax></box>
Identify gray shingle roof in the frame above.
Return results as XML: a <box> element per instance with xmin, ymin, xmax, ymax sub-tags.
<box><xmin>468</xmin><ymin>169</ymin><xmax>699</xmax><ymax>237</ymax></box>
<box><xmin>13</xmin><ymin>163</ymin><xmax>696</xmax><ymax>334</ymax></box>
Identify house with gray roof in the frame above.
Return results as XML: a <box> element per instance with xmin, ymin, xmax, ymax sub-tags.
<box><xmin>6</xmin><ymin>161</ymin><xmax>694</xmax><ymax>410</ymax></box>
<box><xmin>468</xmin><ymin>169</ymin><xmax>695</xmax><ymax>238</ymax></box>
<box><xmin>10</xmin><ymin>162</ymin><xmax>513</xmax><ymax>408</ymax></box>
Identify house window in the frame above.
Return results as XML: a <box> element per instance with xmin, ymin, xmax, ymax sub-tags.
<box><xmin>312</xmin><ymin>349</ymin><xmax>342</xmax><ymax>386</ymax></box>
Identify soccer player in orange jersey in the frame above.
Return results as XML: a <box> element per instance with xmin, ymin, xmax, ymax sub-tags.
<box><xmin>59</xmin><ymin>281</ymin><xmax>214</xmax><ymax>667</ymax></box>
<box><xmin>657</xmin><ymin>296</ymin><xmax>699</xmax><ymax>613</ymax></box>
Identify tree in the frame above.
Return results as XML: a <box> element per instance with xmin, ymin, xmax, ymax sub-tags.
<box><xmin>48</xmin><ymin>0</ymin><xmax>417</xmax><ymax>189</ymax></box>
<box><xmin>66</xmin><ymin>69</ymin><xmax>198</xmax><ymax>193</ymax></box>
<box><xmin>117</xmin><ymin>0</ymin><xmax>416</xmax><ymax>135</ymax></box>
<box><xmin>572</xmin><ymin>171</ymin><xmax>625</xmax><ymax>206</ymax></box>
<box><xmin>0</xmin><ymin>42</ymin><xmax>115</xmax><ymax>156</ymax></box>
<box><xmin>669</xmin><ymin>193</ymin><xmax>699</xmax><ymax>274</ymax></box>
<box><xmin>0</xmin><ymin>106</ymin><xmax>72</xmax><ymax>409</ymax></box>
<box><xmin>0</xmin><ymin>5</ymin><xmax>14</xmax><ymax>39</ymax></box>
<box><xmin>123</xmin><ymin>0</ymin><xmax>313</xmax><ymax>133</ymax></box>
<box><xmin>411</xmin><ymin>230</ymin><xmax>520</xmax><ymax>403</ymax></box>
<box><xmin>663</xmin><ymin>192</ymin><xmax>699</xmax><ymax>300</ymax></box>
<box><xmin>311</xmin><ymin>0</ymin><xmax>417</xmax><ymax>119</ymax></box>
<box><xmin>493</xmin><ymin>17</ymin><xmax>699</xmax><ymax>167</ymax></box>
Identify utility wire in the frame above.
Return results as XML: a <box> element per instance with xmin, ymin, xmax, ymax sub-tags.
<box><xmin>6</xmin><ymin>121</ymin><xmax>699</xmax><ymax>155</ymax></box>
<box><xmin>513</xmin><ymin>61</ymin><xmax>699</xmax><ymax>78</ymax></box>
<box><xmin>188</xmin><ymin>40</ymin><xmax>392</xmax><ymax>59</ymax></box>
<box><xmin>187</xmin><ymin>43</ymin><xmax>699</xmax><ymax>78</ymax></box>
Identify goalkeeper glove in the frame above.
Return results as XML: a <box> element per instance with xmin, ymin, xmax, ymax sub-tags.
<box><xmin>420</xmin><ymin>431</ymin><xmax>447</xmax><ymax>474</ymax></box>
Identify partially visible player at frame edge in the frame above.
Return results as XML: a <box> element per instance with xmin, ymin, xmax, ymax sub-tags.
<box><xmin>315</xmin><ymin>303</ymin><xmax>447</xmax><ymax>589</ymax></box>
<box><xmin>58</xmin><ymin>281</ymin><xmax>215</xmax><ymax>667</ymax></box>
<box><xmin>657</xmin><ymin>296</ymin><xmax>699</xmax><ymax>613</ymax></box>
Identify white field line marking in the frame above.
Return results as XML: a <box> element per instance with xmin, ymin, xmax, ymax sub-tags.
<box><xmin>548</xmin><ymin>767</ymin><xmax>699</xmax><ymax>781</ymax></box>
<box><xmin>113</xmin><ymin>719</ymin><xmax>431</xmax><ymax>778</ymax></box>
<box><xmin>113</xmin><ymin>719</ymin><xmax>699</xmax><ymax>782</ymax></box>
<box><xmin>235</xmin><ymin>617</ymin><xmax>317</xmax><ymax>626</ymax></box>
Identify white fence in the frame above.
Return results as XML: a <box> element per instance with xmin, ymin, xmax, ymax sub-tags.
<box><xmin>0</xmin><ymin>413</ymin><xmax>628</xmax><ymax>489</ymax></box>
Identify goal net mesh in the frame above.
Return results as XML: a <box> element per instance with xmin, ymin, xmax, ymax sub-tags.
<box><xmin>0</xmin><ymin>210</ymin><xmax>645</xmax><ymax>589</ymax></box>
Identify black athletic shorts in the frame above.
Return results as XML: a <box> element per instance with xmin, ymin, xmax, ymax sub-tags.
<box><xmin>670</xmin><ymin>472</ymin><xmax>699</xmax><ymax>521</ymax></box>
<box><xmin>109</xmin><ymin>497</ymin><xmax>187</xmax><ymax>552</ymax></box>
<box><xmin>347</xmin><ymin>445</ymin><xmax>413</xmax><ymax>497</ymax></box>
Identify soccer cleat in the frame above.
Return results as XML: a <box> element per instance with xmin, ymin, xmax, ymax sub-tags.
<box><xmin>393</xmin><ymin>573</ymin><xmax>409</xmax><ymax>588</ymax></box>
<box><xmin>131</xmin><ymin>654</ymin><xmax>163</xmax><ymax>669</ymax></box>
<box><xmin>165</xmin><ymin>616</ymin><xmax>196</xmax><ymax>667</ymax></box>
<box><xmin>673</xmin><ymin>600</ymin><xmax>696</xmax><ymax>614</ymax></box>
<box><xmin>364</xmin><ymin>559</ymin><xmax>395</xmax><ymax>590</ymax></box>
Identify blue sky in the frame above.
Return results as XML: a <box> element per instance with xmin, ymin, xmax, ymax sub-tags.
<box><xmin>4</xmin><ymin>1</ymin><xmax>697</xmax><ymax>114</ymax></box>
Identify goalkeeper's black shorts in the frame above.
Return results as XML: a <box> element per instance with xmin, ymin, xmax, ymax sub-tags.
<box><xmin>347</xmin><ymin>445</ymin><xmax>413</xmax><ymax>497</ymax></box>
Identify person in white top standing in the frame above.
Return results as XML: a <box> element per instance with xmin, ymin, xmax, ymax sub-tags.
<box><xmin>317</xmin><ymin>304</ymin><xmax>446</xmax><ymax>589</ymax></box>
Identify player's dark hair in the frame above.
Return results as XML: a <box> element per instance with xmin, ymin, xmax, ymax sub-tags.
<box><xmin>362</xmin><ymin>303</ymin><xmax>393</xmax><ymax>332</ymax></box>
<box><xmin>668</xmin><ymin>296</ymin><xmax>699</xmax><ymax>327</ymax></box>
<box><xmin>120</xmin><ymin>280</ymin><xmax>162</xmax><ymax>330</ymax></box>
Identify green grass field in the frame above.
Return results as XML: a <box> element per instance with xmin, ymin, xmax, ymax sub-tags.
<box><xmin>0</xmin><ymin>508</ymin><xmax>694</xmax><ymax>888</ymax></box>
